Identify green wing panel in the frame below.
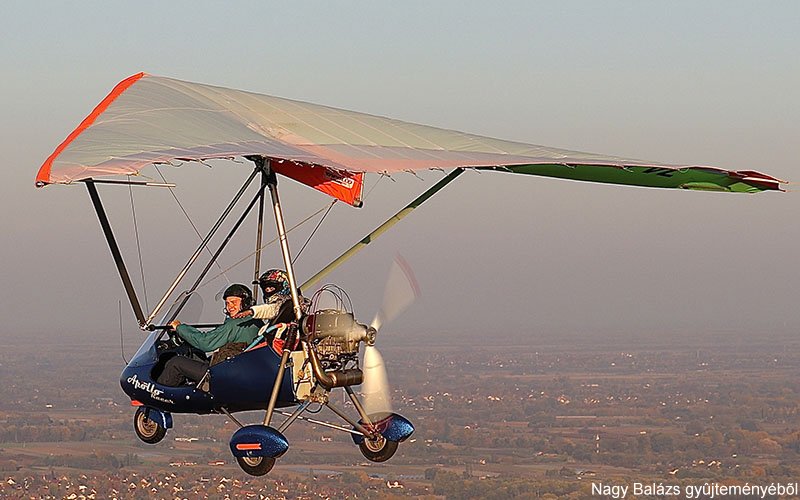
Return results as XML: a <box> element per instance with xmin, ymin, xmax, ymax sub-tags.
<box><xmin>484</xmin><ymin>164</ymin><xmax>782</xmax><ymax>193</ymax></box>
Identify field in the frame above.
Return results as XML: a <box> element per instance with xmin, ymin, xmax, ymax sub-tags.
<box><xmin>1</xmin><ymin>328</ymin><xmax>799</xmax><ymax>498</ymax></box>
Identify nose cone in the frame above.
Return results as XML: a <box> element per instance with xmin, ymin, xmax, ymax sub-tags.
<box><xmin>120</xmin><ymin>361</ymin><xmax>172</xmax><ymax>407</ymax></box>
<box><xmin>120</xmin><ymin>363</ymin><xmax>153</xmax><ymax>401</ymax></box>
<box><xmin>120</xmin><ymin>331</ymin><xmax>161</xmax><ymax>401</ymax></box>
<box><xmin>120</xmin><ymin>364</ymin><xmax>137</xmax><ymax>399</ymax></box>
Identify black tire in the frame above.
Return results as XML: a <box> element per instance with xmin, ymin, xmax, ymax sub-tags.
<box><xmin>358</xmin><ymin>434</ymin><xmax>399</xmax><ymax>462</ymax></box>
<box><xmin>133</xmin><ymin>408</ymin><xmax>167</xmax><ymax>444</ymax></box>
<box><xmin>236</xmin><ymin>455</ymin><xmax>276</xmax><ymax>476</ymax></box>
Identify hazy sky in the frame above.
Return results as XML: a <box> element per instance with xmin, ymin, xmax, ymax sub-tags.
<box><xmin>2</xmin><ymin>1</ymin><xmax>799</xmax><ymax>343</ymax></box>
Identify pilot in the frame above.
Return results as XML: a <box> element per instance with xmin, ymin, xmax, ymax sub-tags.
<box><xmin>156</xmin><ymin>284</ymin><xmax>264</xmax><ymax>387</ymax></box>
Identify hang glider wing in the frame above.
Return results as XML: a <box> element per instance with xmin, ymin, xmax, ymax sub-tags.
<box><xmin>36</xmin><ymin>72</ymin><xmax>785</xmax><ymax>200</ymax></box>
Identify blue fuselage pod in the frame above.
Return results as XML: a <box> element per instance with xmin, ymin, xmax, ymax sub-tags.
<box><xmin>120</xmin><ymin>332</ymin><xmax>296</xmax><ymax>414</ymax></box>
<box><xmin>230</xmin><ymin>425</ymin><xmax>289</xmax><ymax>459</ymax></box>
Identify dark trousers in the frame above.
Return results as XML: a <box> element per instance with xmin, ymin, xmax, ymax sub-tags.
<box><xmin>158</xmin><ymin>356</ymin><xmax>209</xmax><ymax>386</ymax></box>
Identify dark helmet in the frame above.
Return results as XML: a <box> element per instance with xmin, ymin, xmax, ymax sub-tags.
<box><xmin>222</xmin><ymin>283</ymin><xmax>254</xmax><ymax>311</ymax></box>
<box><xmin>254</xmin><ymin>269</ymin><xmax>291</xmax><ymax>301</ymax></box>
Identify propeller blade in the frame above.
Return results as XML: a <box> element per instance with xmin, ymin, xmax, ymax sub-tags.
<box><xmin>362</xmin><ymin>256</ymin><xmax>419</xmax><ymax>417</ymax></box>
<box><xmin>361</xmin><ymin>345</ymin><xmax>393</xmax><ymax>416</ymax></box>
<box><xmin>370</xmin><ymin>255</ymin><xmax>421</xmax><ymax>331</ymax></box>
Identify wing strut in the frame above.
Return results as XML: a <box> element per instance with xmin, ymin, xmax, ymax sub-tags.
<box><xmin>301</xmin><ymin>167</ymin><xmax>466</xmax><ymax>291</ymax></box>
<box><xmin>259</xmin><ymin>156</ymin><xmax>304</xmax><ymax>426</ymax></box>
<box><xmin>85</xmin><ymin>179</ymin><xmax>147</xmax><ymax>328</ymax></box>
<box><xmin>252</xmin><ymin>167</ymin><xmax>269</xmax><ymax>299</ymax></box>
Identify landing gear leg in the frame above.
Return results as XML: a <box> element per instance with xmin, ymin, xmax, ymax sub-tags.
<box><xmin>342</xmin><ymin>386</ymin><xmax>400</xmax><ymax>462</ymax></box>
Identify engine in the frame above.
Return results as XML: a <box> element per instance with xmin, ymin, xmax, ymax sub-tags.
<box><xmin>298</xmin><ymin>285</ymin><xmax>375</xmax><ymax>388</ymax></box>
<box><xmin>301</xmin><ymin>309</ymin><xmax>374</xmax><ymax>371</ymax></box>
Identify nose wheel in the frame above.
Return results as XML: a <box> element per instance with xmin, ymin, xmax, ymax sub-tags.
<box><xmin>133</xmin><ymin>407</ymin><xmax>167</xmax><ymax>444</ymax></box>
<box><xmin>235</xmin><ymin>456</ymin><xmax>276</xmax><ymax>476</ymax></box>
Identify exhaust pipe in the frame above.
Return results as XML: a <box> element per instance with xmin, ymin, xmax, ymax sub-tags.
<box><xmin>306</xmin><ymin>345</ymin><xmax>363</xmax><ymax>389</ymax></box>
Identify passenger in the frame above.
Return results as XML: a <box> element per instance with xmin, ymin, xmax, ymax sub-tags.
<box><xmin>157</xmin><ymin>284</ymin><xmax>264</xmax><ymax>387</ymax></box>
<box><xmin>235</xmin><ymin>269</ymin><xmax>310</xmax><ymax>352</ymax></box>
<box><xmin>233</xmin><ymin>269</ymin><xmax>306</xmax><ymax>322</ymax></box>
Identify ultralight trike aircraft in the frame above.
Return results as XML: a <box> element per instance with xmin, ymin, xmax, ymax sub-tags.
<box><xmin>35</xmin><ymin>73</ymin><xmax>783</xmax><ymax>476</ymax></box>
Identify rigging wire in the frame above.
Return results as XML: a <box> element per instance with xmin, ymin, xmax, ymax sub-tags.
<box><xmin>197</xmin><ymin>202</ymin><xmax>333</xmax><ymax>290</ymax></box>
<box><xmin>154</xmin><ymin>165</ymin><xmax>230</xmax><ymax>283</ymax></box>
<box><xmin>127</xmin><ymin>176</ymin><xmax>149</xmax><ymax>311</ymax></box>
<box><xmin>361</xmin><ymin>172</ymin><xmax>387</xmax><ymax>203</ymax></box>
<box><xmin>292</xmin><ymin>199</ymin><xmax>337</xmax><ymax>265</ymax></box>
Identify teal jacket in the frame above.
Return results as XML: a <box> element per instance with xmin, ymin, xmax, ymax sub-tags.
<box><xmin>176</xmin><ymin>317</ymin><xmax>264</xmax><ymax>352</ymax></box>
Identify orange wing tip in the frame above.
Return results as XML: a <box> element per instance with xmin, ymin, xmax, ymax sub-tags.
<box><xmin>735</xmin><ymin>170</ymin><xmax>787</xmax><ymax>184</ymax></box>
<box><xmin>741</xmin><ymin>177</ymin><xmax>786</xmax><ymax>192</ymax></box>
<box><xmin>35</xmin><ymin>72</ymin><xmax>147</xmax><ymax>187</ymax></box>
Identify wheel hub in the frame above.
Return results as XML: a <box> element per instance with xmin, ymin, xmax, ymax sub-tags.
<box><xmin>242</xmin><ymin>456</ymin><xmax>263</xmax><ymax>467</ymax></box>
<box><xmin>138</xmin><ymin>415</ymin><xmax>158</xmax><ymax>437</ymax></box>
<box><xmin>363</xmin><ymin>434</ymin><xmax>386</xmax><ymax>452</ymax></box>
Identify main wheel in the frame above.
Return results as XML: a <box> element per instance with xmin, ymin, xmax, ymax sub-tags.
<box><xmin>133</xmin><ymin>408</ymin><xmax>167</xmax><ymax>444</ymax></box>
<box><xmin>236</xmin><ymin>456</ymin><xmax>276</xmax><ymax>476</ymax></box>
<box><xmin>358</xmin><ymin>434</ymin><xmax>399</xmax><ymax>462</ymax></box>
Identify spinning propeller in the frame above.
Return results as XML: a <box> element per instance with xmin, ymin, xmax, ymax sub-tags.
<box><xmin>361</xmin><ymin>256</ymin><xmax>420</xmax><ymax>416</ymax></box>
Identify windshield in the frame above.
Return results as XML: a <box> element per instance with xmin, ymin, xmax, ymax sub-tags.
<box><xmin>128</xmin><ymin>329</ymin><xmax>161</xmax><ymax>367</ymax></box>
<box><xmin>162</xmin><ymin>290</ymin><xmax>204</xmax><ymax>326</ymax></box>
